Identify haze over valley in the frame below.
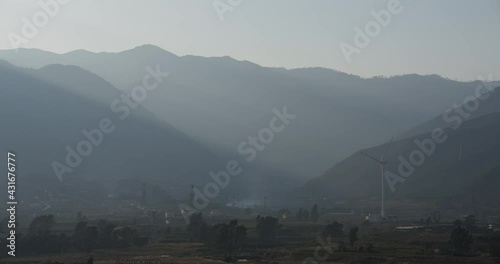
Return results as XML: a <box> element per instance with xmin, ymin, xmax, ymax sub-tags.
<box><xmin>1</xmin><ymin>1</ymin><xmax>500</xmax><ymax>263</ymax></box>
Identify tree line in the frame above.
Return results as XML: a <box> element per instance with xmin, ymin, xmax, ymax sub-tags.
<box><xmin>1</xmin><ymin>214</ymin><xmax>148</xmax><ymax>257</ymax></box>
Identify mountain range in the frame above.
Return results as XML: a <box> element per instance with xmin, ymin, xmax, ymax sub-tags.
<box><xmin>0</xmin><ymin>60</ymin><xmax>219</xmax><ymax>200</ymax></box>
<box><xmin>1</xmin><ymin>45</ymin><xmax>498</xmax><ymax>183</ymax></box>
<box><xmin>1</xmin><ymin>45</ymin><xmax>499</xmax><ymax>203</ymax></box>
<box><xmin>302</xmin><ymin>89</ymin><xmax>500</xmax><ymax>205</ymax></box>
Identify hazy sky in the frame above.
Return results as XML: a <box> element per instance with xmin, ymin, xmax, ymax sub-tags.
<box><xmin>1</xmin><ymin>0</ymin><xmax>499</xmax><ymax>81</ymax></box>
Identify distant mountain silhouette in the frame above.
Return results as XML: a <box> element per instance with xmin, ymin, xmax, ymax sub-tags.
<box><xmin>301</xmin><ymin>97</ymin><xmax>500</xmax><ymax>204</ymax></box>
<box><xmin>399</xmin><ymin>82</ymin><xmax>500</xmax><ymax>139</ymax></box>
<box><xmin>0</xmin><ymin>46</ymin><xmax>497</xmax><ymax>182</ymax></box>
<box><xmin>0</xmin><ymin>61</ymin><xmax>220</xmax><ymax>199</ymax></box>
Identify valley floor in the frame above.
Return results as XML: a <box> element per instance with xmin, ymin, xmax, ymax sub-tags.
<box><xmin>3</xmin><ymin>220</ymin><xmax>500</xmax><ymax>264</ymax></box>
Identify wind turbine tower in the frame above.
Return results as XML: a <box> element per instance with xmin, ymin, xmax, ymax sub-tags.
<box><xmin>360</xmin><ymin>137</ymin><xmax>393</xmax><ymax>218</ymax></box>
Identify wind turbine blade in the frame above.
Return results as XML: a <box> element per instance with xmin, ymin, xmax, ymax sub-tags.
<box><xmin>380</xmin><ymin>136</ymin><xmax>393</xmax><ymax>162</ymax></box>
<box><xmin>360</xmin><ymin>151</ymin><xmax>380</xmax><ymax>163</ymax></box>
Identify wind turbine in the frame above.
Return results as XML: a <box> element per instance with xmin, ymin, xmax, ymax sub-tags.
<box><xmin>360</xmin><ymin>136</ymin><xmax>393</xmax><ymax>218</ymax></box>
<box><xmin>34</xmin><ymin>196</ymin><xmax>51</xmax><ymax>211</ymax></box>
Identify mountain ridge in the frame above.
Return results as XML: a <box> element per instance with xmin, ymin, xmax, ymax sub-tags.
<box><xmin>1</xmin><ymin>46</ymin><xmax>498</xmax><ymax>183</ymax></box>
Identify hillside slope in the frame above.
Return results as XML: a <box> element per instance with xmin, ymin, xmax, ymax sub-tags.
<box><xmin>0</xmin><ymin>61</ymin><xmax>220</xmax><ymax>199</ymax></box>
<box><xmin>302</xmin><ymin>102</ymin><xmax>500</xmax><ymax>205</ymax></box>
